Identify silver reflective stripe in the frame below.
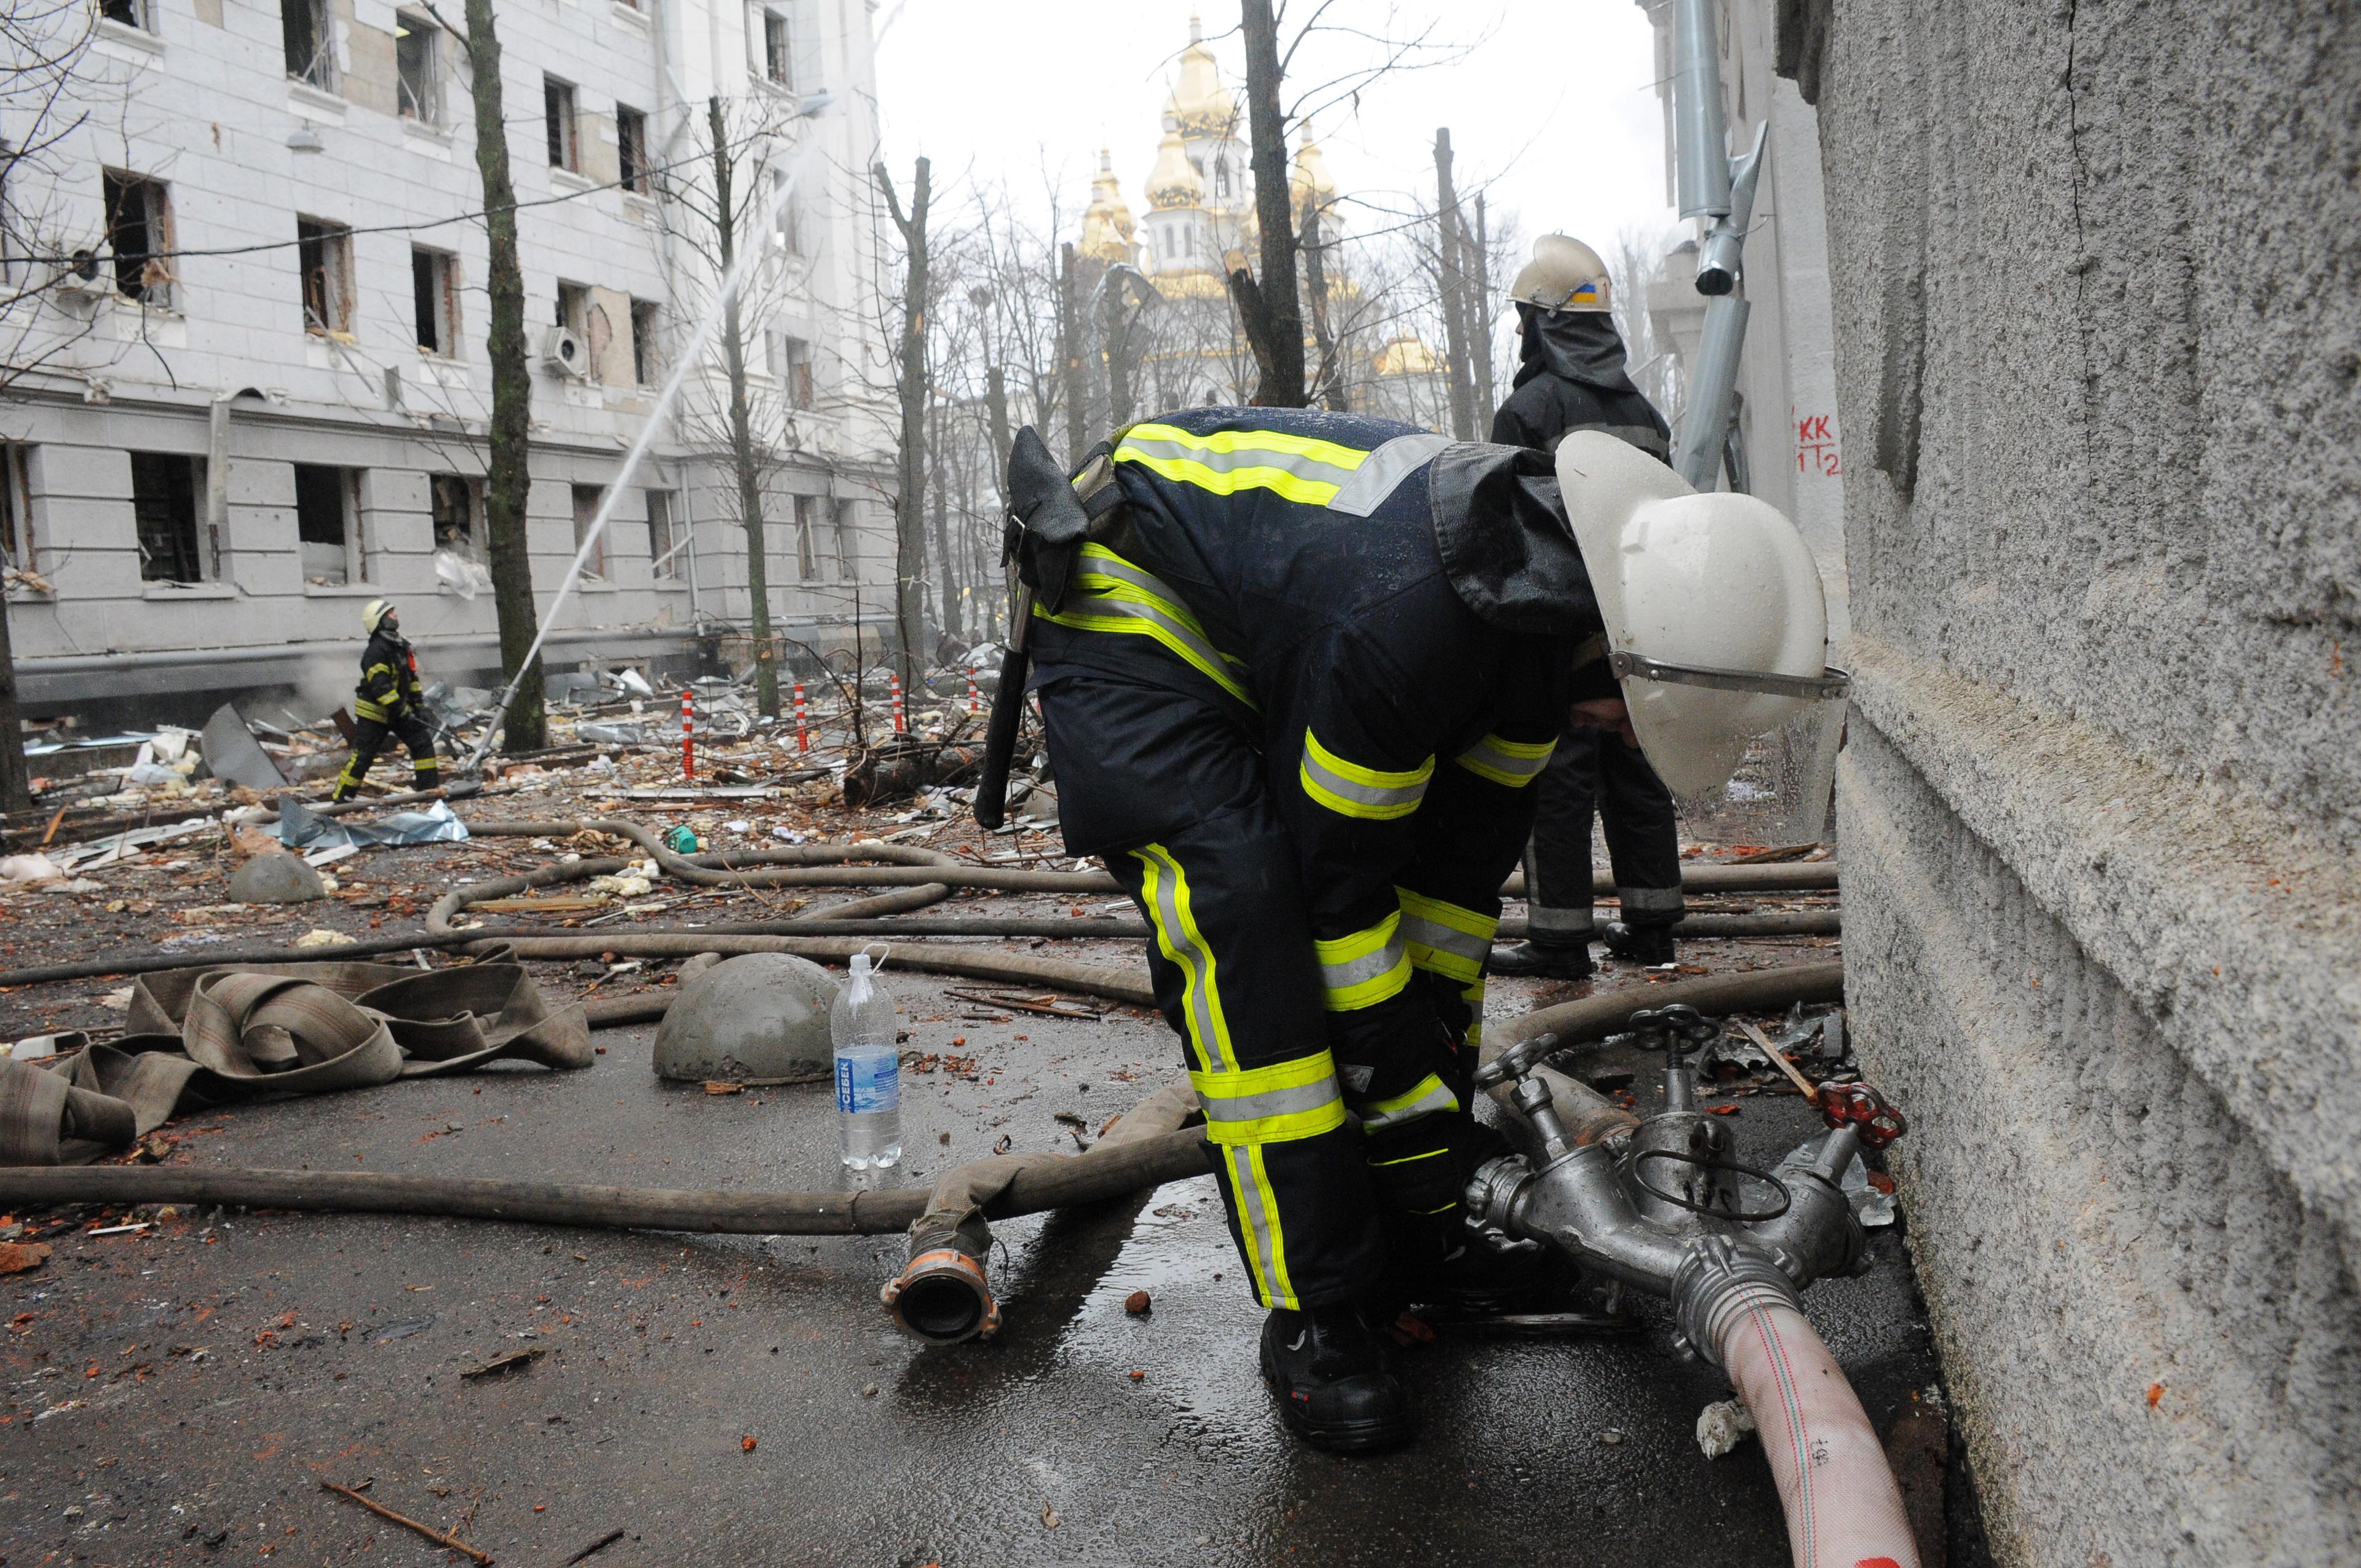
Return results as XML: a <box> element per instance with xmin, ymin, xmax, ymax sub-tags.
<box><xmin>1065</xmin><ymin>592</ymin><xmax>1244</xmax><ymax>692</ymax></box>
<box><xmin>1618</xmin><ymin>884</ymin><xmax>1685</xmax><ymax>913</ymax></box>
<box><xmin>1200</xmin><ymin>1077</ymin><xmax>1343</xmax><ymax>1127</ymax></box>
<box><xmin>1398</xmin><ymin>910</ymin><xmax>1488</xmax><ymax>969</ymax></box>
<box><xmin>1319</xmin><ymin>933</ymin><xmax>1406</xmax><ymax>996</ymax></box>
<box><xmin>1354</xmin><ymin>1077</ymin><xmax>1460</xmax><ymax>1133</ymax></box>
<box><xmin>1225</xmin><ymin>1144</ymin><xmax>1286</xmax><ymax>1299</ymax></box>
<box><xmin>1117</xmin><ymin>433</ymin><xmax>1362</xmax><ymax>489</ymax></box>
<box><xmin>1457</xmin><ymin>734</ymin><xmax>1552</xmax><ymax>783</ymax></box>
<box><xmin>1529</xmin><ymin>904</ymin><xmax>1597</xmax><ymax>934</ymax></box>
<box><xmin>1078</xmin><ymin>550</ymin><xmax>1186</xmax><ymax>603</ymax></box>
<box><xmin>1138</xmin><ymin>845</ymin><xmax>1226</xmax><ymax>1070</ymax></box>
<box><xmin>1300</xmin><ymin>744</ymin><xmax>1429</xmax><ymax>815</ymax></box>
<box><xmin>1325</xmin><ymin>432</ymin><xmax>1451</xmax><ymax>517</ymax></box>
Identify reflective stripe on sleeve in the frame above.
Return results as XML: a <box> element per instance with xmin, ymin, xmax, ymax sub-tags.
<box><xmin>1037</xmin><ymin>545</ymin><xmax>1257</xmax><ymax>710</ymax></box>
<box><xmin>1353</xmin><ymin>1072</ymin><xmax>1460</xmax><ymax>1133</ymax></box>
<box><xmin>1299</xmin><ymin>731</ymin><xmax>1433</xmax><ymax>820</ymax></box>
<box><xmin>1394</xmin><ymin>888</ymin><xmax>1498</xmax><ymax>984</ymax></box>
<box><xmin>1313</xmin><ymin>911</ymin><xmax>1412</xmax><ymax>1011</ymax></box>
<box><xmin>1455</xmin><ymin>732</ymin><xmax>1557</xmax><ymax>788</ymax></box>
<box><xmin>1189</xmin><ymin>1051</ymin><xmax>1348</xmax><ymax>1146</ymax></box>
<box><xmin>1114</xmin><ymin>422</ymin><xmax>1370</xmax><ymax>508</ymax></box>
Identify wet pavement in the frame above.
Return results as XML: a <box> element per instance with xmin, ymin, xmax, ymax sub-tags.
<box><xmin>2</xmin><ymin>954</ymin><xmax>1961</xmax><ymax>1567</ymax></box>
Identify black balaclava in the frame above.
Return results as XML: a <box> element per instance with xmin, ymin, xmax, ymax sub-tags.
<box><xmin>1514</xmin><ymin>303</ymin><xmax>1638</xmax><ymax>394</ymax></box>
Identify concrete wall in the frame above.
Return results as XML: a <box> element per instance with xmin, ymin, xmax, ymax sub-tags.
<box><xmin>1785</xmin><ymin>1</ymin><xmax>2361</xmax><ymax>1561</ymax></box>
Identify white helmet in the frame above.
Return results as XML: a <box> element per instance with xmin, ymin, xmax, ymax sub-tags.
<box><xmin>1510</xmin><ymin>234</ymin><xmax>1612</xmax><ymax>313</ymax></box>
<box><xmin>1554</xmin><ymin>431</ymin><xmax>1846</xmax><ymax>796</ymax></box>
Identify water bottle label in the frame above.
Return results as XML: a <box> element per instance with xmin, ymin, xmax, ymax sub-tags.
<box><xmin>836</xmin><ymin>1053</ymin><xmax>900</xmax><ymax>1115</ymax></box>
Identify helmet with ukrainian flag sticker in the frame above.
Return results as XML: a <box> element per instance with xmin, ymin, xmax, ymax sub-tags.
<box><xmin>1509</xmin><ymin>234</ymin><xmax>1612</xmax><ymax>314</ymax></box>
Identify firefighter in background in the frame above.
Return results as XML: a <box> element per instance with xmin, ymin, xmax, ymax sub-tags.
<box><xmin>330</xmin><ymin>599</ymin><xmax>441</xmax><ymax>802</ymax></box>
<box><xmin>999</xmin><ymin>406</ymin><xmax>1838</xmax><ymax>1452</ymax></box>
<box><xmin>1487</xmin><ymin>235</ymin><xmax>1688</xmax><ymax>980</ymax></box>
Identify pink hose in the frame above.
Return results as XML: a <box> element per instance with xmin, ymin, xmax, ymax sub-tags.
<box><xmin>1718</xmin><ymin>1297</ymin><xmax>1920</xmax><ymax>1568</ymax></box>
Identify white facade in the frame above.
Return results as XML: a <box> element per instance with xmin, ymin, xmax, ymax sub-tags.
<box><xmin>1639</xmin><ymin>0</ymin><xmax>1848</xmax><ymax>641</ymax></box>
<box><xmin>0</xmin><ymin>0</ymin><xmax>894</xmax><ymax>718</ymax></box>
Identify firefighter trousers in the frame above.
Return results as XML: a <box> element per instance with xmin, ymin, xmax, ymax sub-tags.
<box><xmin>1037</xmin><ymin>672</ymin><xmax>1481</xmax><ymax>1312</ymax></box>
<box><xmin>333</xmin><ymin>712</ymin><xmax>440</xmax><ymax>802</ymax></box>
<box><xmin>1522</xmin><ymin>723</ymin><xmax>1683</xmax><ymax>943</ymax></box>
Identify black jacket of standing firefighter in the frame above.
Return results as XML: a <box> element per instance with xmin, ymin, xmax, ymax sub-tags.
<box><xmin>1490</xmin><ymin>307</ymin><xmax>1672</xmax><ymax>461</ymax></box>
<box><xmin>1010</xmin><ymin>406</ymin><xmax>1613</xmax><ymax>1447</ymax></box>
<box><xmin>333</xmin><ymin>601</ymin><xmax>440</xmax><ymax>802</ymax></box>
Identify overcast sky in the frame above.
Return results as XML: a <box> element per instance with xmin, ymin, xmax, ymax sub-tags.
<box><xmin>870</xmin><ymin>1</ymin><xmax>1675</xmax><ymax>262</ymax></box>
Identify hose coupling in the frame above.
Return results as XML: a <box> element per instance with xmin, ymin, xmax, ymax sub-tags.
<box><xmin>880</xmin><ymin>1246</ymin><xmax>1003</xmax><ymax>1345</ymax></box>
<box><xmin>1463</xmin><ymin>1154</ymin><xmax>1533</xmax><ymax>1240</ymax></box>
<box><xmin>1671</xmin><ymin>1234</ymin><xmax>1803</xmax><ymax>1371</ymax></box>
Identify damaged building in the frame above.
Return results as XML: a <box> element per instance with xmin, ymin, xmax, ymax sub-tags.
<box><xmin>1</xmin><ymin>0</ymin><xmax>897</xmax><ymax>727</ymax></box>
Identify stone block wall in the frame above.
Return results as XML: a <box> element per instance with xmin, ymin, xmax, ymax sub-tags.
<box><xmin>1782</xmin><ymin>1</ymin><xmax>2361</xmax><ymax>1560</ymax></box>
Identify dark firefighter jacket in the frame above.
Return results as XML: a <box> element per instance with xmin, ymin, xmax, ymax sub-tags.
<box><xmin>354</xmin><ymin>628</ymin><xmax>425</xmax><ymax>724</ymax></box>
<box><xmin>1025</xmin><ymin>406</ymin><xmax>1607</xmax><ymax>1069</ymax></box>
<box><xmin>1490</xmin><ymin>307</ymin><xmax>1672</xmax><ymax>460</ymax></box>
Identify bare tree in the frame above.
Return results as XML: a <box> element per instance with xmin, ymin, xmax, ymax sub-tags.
<box><xmin>875</xmin><ymin>156</ymin><xmax>931</xmax><ymax>692</ymax></box>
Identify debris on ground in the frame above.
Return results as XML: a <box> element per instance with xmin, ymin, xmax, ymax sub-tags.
<box><xmin>1696</xmin><ymin>1398</ymin><xmax>1757</xmax><ymax>1458</ymax></box>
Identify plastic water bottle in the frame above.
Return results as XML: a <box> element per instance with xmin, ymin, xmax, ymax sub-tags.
<box><xmin>831</xmin><ymin>951</ymin><xmax>901</xmax><ymax>1170</ymax></box>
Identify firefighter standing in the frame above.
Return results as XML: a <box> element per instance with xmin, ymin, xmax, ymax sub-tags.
<box><xmin>1487</xmin><ymin>236</ymin><xmax>1688</xmax><ymax>980</ymax></box>
<box><xmin>331</xmin><ymin>599</ymin><xmax>441</xmax><ymax>802</ymax></box>
<box><xmin>1001</xmin><ymin>405</ymin><xmax>1835</xmax><ymax>1452</ymax></box>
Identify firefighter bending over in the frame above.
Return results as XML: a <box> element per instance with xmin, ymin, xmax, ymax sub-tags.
<box><xmin>994</xmin><ymin>407</ymin><xmax>1839</xmax><ymax>1452</ymax></box>
<box><xmin>331</xmin><ymin>599</ymin><xmax>441</xmax><ymax>802</ymax></box>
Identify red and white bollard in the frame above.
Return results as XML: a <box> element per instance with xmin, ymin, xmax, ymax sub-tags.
<box><xmin>681</xmin><ymin>687</ymin><xmax>695</xmax><ymax>780</ymax></box>
<box><xmin>890</xmin><ymin>673</ymin><xmax>906</xmax><ymax>734</ymax></box>
<box><xmin>967</xmin><ymin>670</ymin><xmax>979</xmax><ymax>715</ymax></box>
<box><xmin>793</xmin><ymin>680</ymin><xmax>809</xmax><ymax>754</ymax></box>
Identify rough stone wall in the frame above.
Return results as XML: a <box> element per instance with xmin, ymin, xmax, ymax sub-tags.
<box><xmin>1796</xmin><ymin>2</ymin><xmax>2361</xmax><ymax>1562</ymax></box>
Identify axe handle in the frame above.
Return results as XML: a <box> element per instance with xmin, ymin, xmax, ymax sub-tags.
<box><xmin>971</xmin><ymin>643</ymin><xmax>1032</xmax><ymax>831</ymax></box>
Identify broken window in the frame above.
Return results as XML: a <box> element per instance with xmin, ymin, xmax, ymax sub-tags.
<box><xmin>297</xmin><ymin>216</ymin><xmax>355</xmax><ymax>336</ymax></box>
<box><xmin>2</xmin><ymin>445</ymin><xmax>33</xmax><ymax>571</ymax></box>
<box><xmin>617</xmin><ymin>105</ymin><xmax>649</xmax><ymax>192</ymax></box>
<box><xmin>761</xmin><ymin>8</ymin><xmax>791</xmax><ymax>86</ymax></box>
<box><xmin>411</xmin><ymin>247</ymin><xmax>456</xmax><ymax>355</ymax></box>
<box><xmin>646</xmin><ymin>489</ymin><xmax>678</xmax><ymax>577</ymax></box>
<box><xmin>630</xmin><ymin>299</ymin><xmax>660</xmax><ymax>384</ymax></box>
<box><xmin>294</xmin><ymin>464</ymin><xmax>362</xmax><ymax>585</ymax></box>
<box><xmin>430</xmin><ymin>473</ymin><xmax>479</xmax><ymax>556</ymax></box>
<box><xmin>99</xmin><ymin>0</ymin><xmax>151</xmax><ymax>31</ymax></box>
<box><xmin>545</xmin><ymin>77</ymin><xmax>579</xmax><ymax>172</ymax></box>
<box><xmin>572</xmin><ymin>484</ymin><xmax>607</xmax><ymax>579</ymax></box>
<box><xmin>829</xmin><ymin>496</ymin><xmax>856</xmax><ymax>580</ymax></box>
<box><xmin>770</xmin><ymin>168</ymin><xmax>801</xmax><ymax>253</ymax></box>
<box><xmin>395</xmin><ymin>14</ymin><xmax>441</xmax><ymax>122</ymax></box>
<box><xmin>793</xmin><ymin>493</ymin><xmax>820</xmax><ymax>581</ymax></box>
<box><xmin>283</xmin><ymin>0</ymin><xmax>334</xmax><ymax>91</ymax></box>
<box><xmin>555</xmin><ymin>281</ymin><xmax>591</xmax><ymax>336</ymax></box>
<box><xmin>101</xmin><ymin>171</ymin><xmax>172</xmax><ymax>308</ymax></box>
<box><xmin>782</xmin><ymin>336</ymin><xmax>814</xmax><ymax>411</ymax></box>
<box><xmin>130</xmin><ymin>451</ymin><xmax>206</xmax><ymax>584</ymax></box>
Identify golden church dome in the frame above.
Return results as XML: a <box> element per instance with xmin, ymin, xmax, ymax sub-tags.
<box><xmin>1290</xmin><ymin>133</ymin><xmax>1338</xmax><ymax>207</ymax></box>
<box><xmin>1373</xmin><ymin>333</ymin><xmax>1440</xmax><ymax>377</ymax></box>
<box><xmin>1080</xmin><ymin>148</ymin><xmax>1137</xmax><ymax>262</ymax></box>
<box><xmin>1165</xmin><ymin>14</ymin><xmax>1239</xmax><ymax>139</ymax></box>
<box><xmin>1146</xmin><ymin>126</ymin><xmax>1205</xmax><ymax>212</ymax></box>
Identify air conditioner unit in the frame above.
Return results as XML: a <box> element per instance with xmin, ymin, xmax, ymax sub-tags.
<box><xmin>52</xmin><ymin>251</ymin><xmax>108</xmax><ymax>302</ymax></box>
<box><xmin>540</xmin><ymin>326</ymin><xmax>591</xmax><ymax>379</ymax></box>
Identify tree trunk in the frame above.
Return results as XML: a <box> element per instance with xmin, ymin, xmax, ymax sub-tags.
<box><xmin>0</xmin><ymin>587</ymin><xmax>30</xmax><ymax>815</ymax></box>
<box><xmin>1238</xmin><ymin>0</ymin><xmax>1305</xmax><ymax>407</ymax></box>
<box><xmin>1102</xmin><ymin>275</ymin><xmax>1135</xmax><ymax>429</ymax></box>
<box><xmin>1301</xmin><ymin>194</ymin><xmax>1345</xmax><ymax>412</ymax></box>
<box><xmin>463</xmin><ymin>0</ymin><xmax>545</xmax><ymax>751</ymax></box>
<box><xmin>1058</xmin><ymin>244</ymin><xmax>1088</xmax><ymax>461</ymax></box>
<box><xmin>1434</xmin><ymin>128</ymin><xmax>1477</xmax><ymax>442</ymax></box>
<box><xmin>713</xmin><ymin>98</ymin><xmax>780</xmax><ymax>719</ymax></box>
<box><xmin>930</xmin><ymin>412</ymin><xmax>957</xmax><ymax>643</ymax></box>
<box><xmin>877</xmin><ymin>157</ymin><xmax>932</xmax><ymax>694</ymax></box>
<box><xmin>1469</xmin><ymin>192</ymin><xmax>1497</xmax><ymax>433</ymax></box>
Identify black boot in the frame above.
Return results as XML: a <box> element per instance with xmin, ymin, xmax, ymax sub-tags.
<box><xmin>1489</xmin><ymin>939</ymin><xmax>1594</xmax><ymax>981</ymax></box>
<box><xmin>1259</xmin><ymin>1304</ymin><xmax>1413</xmax><ymax>1454</ymax></box>
<box><xmin>1603</xmin><ymin>921</ymin><xmax>1676</xmax><ymax>966</ymax></box>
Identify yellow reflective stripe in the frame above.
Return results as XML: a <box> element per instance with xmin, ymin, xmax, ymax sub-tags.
<box><xmin>1131</xmin><ymin>844</ymin><xmax>1236</xmax><ymax>1072</ymax></box>
<box><xmin>1121</xmin><ymin>421</ymin><xmax>1374</xmax><ymax>472</ymax></box>
<box><xmin>1356</xmin><ymin>1072</ymin><xmax>1460</xmax><ymax>1132</ymax></box>
<box><xmin>352</xmin><ymin>700</ymin><xmax>390</xmax><ymax>721</ymax></box>
<box><xmin>1035</xmin><ymin>544</ymin><xmax>1258</xmax><ymax>710</ymax></box>
<box><xmin>1189</xmin><ymin>1052</ymin><xmax>1347</xmax><ymax>1145</ymax></box>
<box><xmin>1312</xmin><ymin>911</ymin><xmax>1412</xmax><ymax>1011</ymax></box>
<box><xmin>1225</xmin><ymin>1141</ymin><xmax>1299</xmax><ymax>1308</ymax></box>
<box><xmin>1299</xmin><ymin>731</ymin><xmax>1433</xmax><ymax>820</ymax></box>
<box><xmin>1462</xmin><ymin>976</ymin><xmax>1486</xmax><ymax>1050</ymax></box>
<box><xmin>1113</xmin><ymin>424</ymin><xmax>1372</xmax><ymax>510</ymax></box>
<box><xmin>1455</xmin><ymin>731</ymin><xmax>1557</xmax><ymax>788</ymax></box>
<box><xmin>1036</xmin><ymin>600</ymin><xmax>1259</xmax><ymax>709</ymax></box>
<box><xmin>1396</xmin><ymin>888</ymin><xmax>1498</xmax><ymax>984</ymax></box>
<box><xmin>1115</xmin><ymin>446</ymin><xmax>1346</xmax><ymax>507</ymax></box>
<box><xmin>1369</xmin><ymin>1146</ymin><xmax>1447</xmax><ymax>1168</ymax></box>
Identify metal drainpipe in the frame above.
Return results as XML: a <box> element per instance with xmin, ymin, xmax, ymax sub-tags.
<box><xmin>204</xmin><ymin>390</ymin><xmax>236</xmax><ymax>577</ymax></box>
